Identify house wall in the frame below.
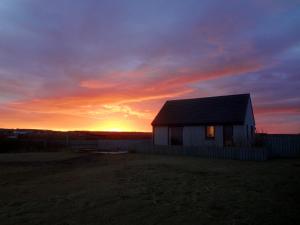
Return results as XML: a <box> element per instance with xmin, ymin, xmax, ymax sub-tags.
<box><xmin>245</xmin><ymin>101</ymin><xmax>255</xmax><ymax>126</ymax></box>
<box><xmin>153</xmin><ymin>124</ymin><xmax>255</xmax><ymax>147</ymax></box>
<box><xmin>183</xmin><ymin>126</ymin><xmax>223</xmax><ymax>147</ymax></box>
<box><xmin>153</xmin><ymin>126</ymin><xmax>168</xmax><ymax>145</ymax></box>
<box><xmin>244</xmin><ymin>99</ymin><xmax>256</xmax><ymax>146</ymax></box>
<box><xmin>154</xmin><ymin>126</ymin><xmax>223</xmax><ymax>147</ymax></box>
<box><xmin>233</xmin><ymin>125</ymin><xmax>247</xmax><ymax>146</ymax></box>
<box><xmin>233</xmin><ymin>99</ymin><xmax>255</xmax><ymax>146</ymax></box>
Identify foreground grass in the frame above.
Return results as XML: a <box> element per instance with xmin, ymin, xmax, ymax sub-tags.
<box><xmin>0</xmin><ymin>152</ymin><xmax>299</xmax><ymax>225</ymax></box>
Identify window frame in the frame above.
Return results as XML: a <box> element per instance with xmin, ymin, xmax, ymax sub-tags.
<box><xmin>205</xmin><ymin>125</ymin><xmax>216</xmax><ymax>140</ymax></box>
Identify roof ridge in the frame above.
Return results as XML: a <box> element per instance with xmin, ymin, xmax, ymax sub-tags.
<box><xmin>152</xmin><ymin>93</ymin><xmax>252</xmax><ymax>126</ymax></box>
<box><xmin>167</xmin><ymin>93</ymin><xmax>250</xmax><ymax>103</ymax></box>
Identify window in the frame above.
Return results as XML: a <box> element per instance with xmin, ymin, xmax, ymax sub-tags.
<box><xmin>205</xmin><ymin>125</ymin><xmax>215</xmax><ymax>139</ymax></box>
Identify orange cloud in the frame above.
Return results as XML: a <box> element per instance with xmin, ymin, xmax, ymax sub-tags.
<box><xmin>0</xmin><ymin>59</ymin><xmax>265</xmax><ymax>132</ymax></box>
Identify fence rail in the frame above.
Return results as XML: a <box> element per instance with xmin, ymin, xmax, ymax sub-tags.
<box><xmin>1</xmin><ymin>134</ymin><xmax>299</xmax><ymax>160</ymax></box>
<box><xmin>261</xmin><ymin>134</ymin><xmax>300</xmax><ymax>158</ymax></box>
<box><xmin>132</xmin><ymin>144</ymin><xmax>269</xmax><ymax>161</ymax></box>
<box><xmin>131</xmin><ymin>134</ymin><xmax>300</xmax><ymax>160</ymax></box>
<box><xmin>67</xmin><ymin>139</ymin><xmax>268</xmax><ymax>161</ymax></box>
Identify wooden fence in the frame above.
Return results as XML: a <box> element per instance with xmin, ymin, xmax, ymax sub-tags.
<box><xmin>3</xmin><ymin>134</ymin><xmax>298</xmax><ymax>161</ymax></box>
<box><xmin>67</xmin><ymin>135</ymin><xmax>300</xmax><ymax>161</ymax></box>
<box><xmin>261</xmin><ymin>134</ymin><xmax>300</xmax><ymax>158</ymax></box>
<box><xmin>69</xmin><ymin>139</ymin><xmax>150</xmax><ymax>151</ymax></box>
<box><xmin>132</xmin><ymin>144</ymin><xmax>269</xmax><ymax>161</ymax></box>
<box><xmin>68</xmin><ymin>139</ymin><xmax>269</xmax><ymax>161</ymax></box>
<box><xmin>97</xmin><ymin>140</ymin><xmax>150</xmax><ymax>151</ymax></box>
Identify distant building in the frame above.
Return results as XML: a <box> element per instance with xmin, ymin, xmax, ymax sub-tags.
<box><xmin>8</xmin><ymin>130</ymin><xmax>32</xmax><ymax>139</ymax></box>
<box><xmin>151</xmin><ymin>94</ymin><xmax>255</xmax><ymax>147</ymax></box>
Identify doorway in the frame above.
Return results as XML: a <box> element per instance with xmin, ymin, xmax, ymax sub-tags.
<box><xmin>170</xmin><ymin>127</ymin><xmax>183</xmax><ymax>145</ymax></box>
<box><xmin>223</xmin><ymin>125</ymin><xmax>233</xmax><ymax>147</ymax></box>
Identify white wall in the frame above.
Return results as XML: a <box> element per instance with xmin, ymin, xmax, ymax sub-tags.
<box><xmin>244</xmin><ymin>99</ymin><xmax>256</xmax><ymax>145</ymax></box>
<box><xmin>245</xmin><ymin>98</ymin><xmax>255</xmax><ymax>126</ymax></box>
<box><xmin>233</xmin><ymin>125</ymin><xmax>247</xmax><ymax>146</ymax></box>
<box><xmin>183</xmin><ymin>126</ymin><xmax>223</xmax><ymax>147</ymax></box>
<box><xmin>183</xmin><ymin>127</ymin><xmax>202</xmax><ymax>146</ymax></box>
<box><xmin>215</xmin><ymin>126</ymin><xmax>223</xmax><ymax>147</ymax></box>
<box><xmin>233</xmin><ymin>99</ymin><xmax>255</xmax><ymax>146</ymax></box>
<box><xmin>154</xmin><ymin>126</ymin><xmax>223</xmax><ymax>147</ymax></box>
<box><xmin>154</xmin><ymin>121</ymin><xmax>254</xmax><ymax>147</ymax></box>
<box><xmin>153</xmin><ymin>126</ymin><xmax>168</xmax><ymax>145</ymax></box>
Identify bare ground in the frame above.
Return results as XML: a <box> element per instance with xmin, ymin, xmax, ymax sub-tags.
<box><xmin>0</xmin><ymin>152</ymin><xmax>299</xmax><ymax>225</ymax></box>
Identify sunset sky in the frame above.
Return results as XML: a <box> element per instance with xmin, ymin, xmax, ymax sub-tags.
<box><xmin>0</xmin><ymin>0</ymin><xmax>299</xmax><ymax>133</ymax></box>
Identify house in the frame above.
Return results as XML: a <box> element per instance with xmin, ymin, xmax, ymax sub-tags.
<box><xmin>151</xmin><ymin>93</ymin><xmax>255</xmax><ymax>147</ymax></box>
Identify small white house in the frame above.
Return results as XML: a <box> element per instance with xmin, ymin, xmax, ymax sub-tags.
<box><xmin>151</xmin><ymin>94</ymin><xmax>255</xmax><ymax>147</ymax></box>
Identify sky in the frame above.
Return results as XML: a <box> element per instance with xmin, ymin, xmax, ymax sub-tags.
<box><xmin>0</xmin><ymin>0</ymin><xmax>300</xmax><ymax>133</ymax></box>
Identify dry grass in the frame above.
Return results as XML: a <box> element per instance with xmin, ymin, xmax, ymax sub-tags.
<box><xmin>0</xmin><ymin>152</ymin><xmax>299</xmax><ymax>225</ymax></box>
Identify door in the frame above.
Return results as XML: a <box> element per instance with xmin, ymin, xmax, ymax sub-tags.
<box><xmin>223</xmin><ymin>125</ymin><xmax>233</xmax><ymax>147</ymax></box>
<box><xmin>170</xmin><ymin>127</ymin><xmax>183</xmax><ymax>145</ymax></box>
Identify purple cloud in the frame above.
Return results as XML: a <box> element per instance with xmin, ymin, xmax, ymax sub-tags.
<box><xmin>0</xmin><ymin>0</ymin><xmax>299</xmax><ymax>132</ymax></box>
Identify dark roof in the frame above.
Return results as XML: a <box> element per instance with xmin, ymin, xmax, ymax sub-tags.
<box><xmin>151</xmin><ymin>94</ymin><xmax>251</xmax><ymax>126</ymax></box>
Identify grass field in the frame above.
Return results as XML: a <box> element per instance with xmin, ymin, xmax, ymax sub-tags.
<box><xmin>0</xmin><ymin>152</ymin><xmax>299</xmax><ymax>225</ymax></box>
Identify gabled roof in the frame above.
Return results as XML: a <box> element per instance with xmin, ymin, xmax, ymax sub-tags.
<box><xmin>151</xmin><ymin>94</ymin><xmax>251</xmax><ymax>126</ymax></box>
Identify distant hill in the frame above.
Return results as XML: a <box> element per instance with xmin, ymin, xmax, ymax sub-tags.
<box><xmin>0</xmin><ymin>128</ymin><xmax>152</xmax><ymax>140</ymax></box>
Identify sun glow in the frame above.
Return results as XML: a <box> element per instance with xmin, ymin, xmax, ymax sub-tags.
<box><xmin>93</xmin><ymin>119</ymin><xmax>136</xmax><ymax>132</ymax></box>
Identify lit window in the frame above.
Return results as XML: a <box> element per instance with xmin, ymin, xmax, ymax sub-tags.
<box><xmin>206</xmin><ymin>125</ymin><xmax>215</xmax><ymax>139</ymax></box>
